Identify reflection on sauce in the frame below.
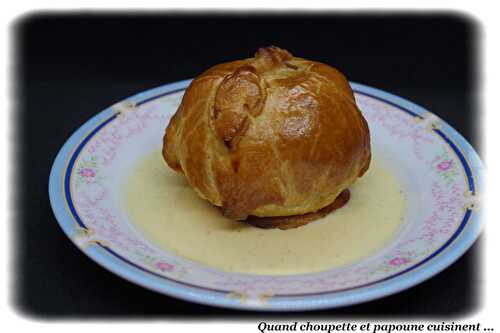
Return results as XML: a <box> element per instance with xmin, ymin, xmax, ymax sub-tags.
<box><xmin>125</xmin><ymin>151</ymin><xmax>405</xmax><ymax>275</ymax></box>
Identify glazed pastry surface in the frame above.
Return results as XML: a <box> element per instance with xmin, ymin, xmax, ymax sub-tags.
<box><xmin>163</xmin><ymin>46</ymin><xmax>371</xmax><ymax>220</ymax></box>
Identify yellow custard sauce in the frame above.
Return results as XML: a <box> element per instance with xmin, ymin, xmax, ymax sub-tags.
<box><xmin>124</xmin><ymin>151</ymin><xmax>405</xmax><ymax>275</ymax></box>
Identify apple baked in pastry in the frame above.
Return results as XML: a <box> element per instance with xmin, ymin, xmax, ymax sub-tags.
<box><xmin>163</xmin><ymin>46</ymin><xmax>371</xmax><ymax>229</ymax></box>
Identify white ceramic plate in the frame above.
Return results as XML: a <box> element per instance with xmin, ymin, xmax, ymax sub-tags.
<box><xmin>49</xmin><ymin>80</ymin><xmax>483</xmax><ymax>311</ymax></box>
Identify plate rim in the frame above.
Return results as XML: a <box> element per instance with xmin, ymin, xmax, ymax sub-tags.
<box><xmin>48</xmin><ymin>79</ymin><xmax>484</xmax><ymax>311</ymax></box>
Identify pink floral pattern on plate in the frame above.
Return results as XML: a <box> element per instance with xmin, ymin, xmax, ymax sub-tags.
<box><xmin>67</xmin><ymin>89</ymin><xmax>476</xmax><ymax>296</ymax></box>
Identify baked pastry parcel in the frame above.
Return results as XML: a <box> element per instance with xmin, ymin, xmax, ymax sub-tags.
<box><xmin>163</xmin><ymin>46</ymin><xmax>371</xmax><ymax>229</ymax></box>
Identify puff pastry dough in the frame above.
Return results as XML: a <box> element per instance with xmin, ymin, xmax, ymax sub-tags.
<box><xmin>163</xmin><ymin>46</ymin><xmax>371</xmax><ymax>222</ymax></box>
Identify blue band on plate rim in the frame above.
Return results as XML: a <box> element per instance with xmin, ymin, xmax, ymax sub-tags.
<box><xmin>49</xmin><ymin>80</ymin><xmax>483</xmax><ymax>309</ymax></box>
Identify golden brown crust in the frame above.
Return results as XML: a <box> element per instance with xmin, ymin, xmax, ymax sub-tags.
<box><xmin>244</xmin><ymin>189</ymin><xmax>350</xmax><ymax>230</ymax></box>
<box><xmin>213</xmin><ymin>65</ymin><xmax>265</xmax><ymax>150</ymax></box>
<box><xmin>163</xmin><ymin>46</ymin><xmax>371</xmax><ymax>220</ymax></box>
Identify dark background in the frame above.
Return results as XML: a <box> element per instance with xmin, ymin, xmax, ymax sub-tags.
<box><xmin>14</xmin><ymin>12</ymin><xmax>481</xmax><ymax>318</ymax></box>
